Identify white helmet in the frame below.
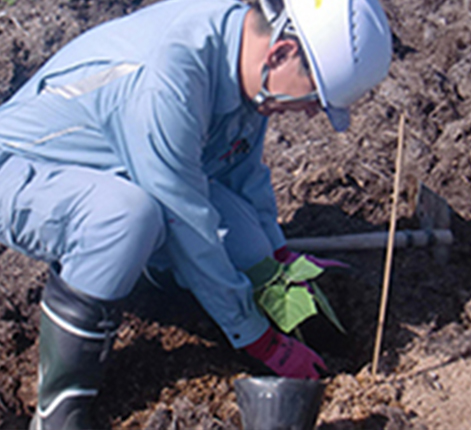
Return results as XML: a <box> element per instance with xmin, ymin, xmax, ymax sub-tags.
<box><xmin>256</xmin><ymin>0</ymin><xmax>392</xmax><ymax>131</ymax></box>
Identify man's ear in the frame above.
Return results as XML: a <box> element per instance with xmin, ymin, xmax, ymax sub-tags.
<box><xmin>265</xmin><ymin>39</ymin><xmax>299</xmax><ymax>69</ymax></box>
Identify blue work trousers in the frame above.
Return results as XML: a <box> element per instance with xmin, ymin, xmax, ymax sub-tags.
<box><xmin>0</xmin><ymin>154</ymin><xmax>274</xmax><ymax>303</ymax></box>
<box><xmin>0</xmin><ymin>154</ymin><xmax>165</xmax><ymax>299</ymax></box>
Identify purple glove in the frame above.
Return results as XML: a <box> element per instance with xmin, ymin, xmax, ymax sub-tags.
<box><xmin>274</xmin><ymin>245</ymin><xmax>349</xmax><ymax>269</ymax></box>
<box><xmin>244</xmin><ymin>327</ymin><xmax>328</xmax><ymax>380</ymax></box>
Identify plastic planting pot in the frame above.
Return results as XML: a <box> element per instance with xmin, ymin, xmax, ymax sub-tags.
<box><xmin>234</xmin><ymin>376</ymin><xmax>325</xmax><ymax>430</ymax></box>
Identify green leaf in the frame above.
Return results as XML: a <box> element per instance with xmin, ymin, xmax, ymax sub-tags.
<box><xmin>311</xmin><ymin>281</ymin><xmax>346</xmax><ymax>334</ymax></box>
<box><xmin>284</xmin><ymin>256</ymin><xmax>324</xmax><ymax>283</ymax></box>
<box><xmin>258</xmin><ymin>285</ymin><xmax>317</xmax><ymax>333</ymax></box>
<box><xmin>245</xmin><ymin>257</ymin><xmax>283</xmax><ymax>290</ymax></box>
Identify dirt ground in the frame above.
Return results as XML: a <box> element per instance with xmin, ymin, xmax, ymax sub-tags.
<box><xmin>1</xmin><ymin>0</ymin><xmax>471</xmax><ymax>429</ymax></box>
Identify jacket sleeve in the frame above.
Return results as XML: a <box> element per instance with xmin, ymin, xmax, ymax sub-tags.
<box><xmin>108</xmin><ymin>67</ymin><xmax>268</xmax><ymax>347</ymax></box>
<box><xmin>217</xmin><ymin>121</ymin><xmax>286</xmax><ymax>252</ymax></box>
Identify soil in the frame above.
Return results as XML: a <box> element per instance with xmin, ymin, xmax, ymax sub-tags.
<box><xmin>1</xmin><ymin>0</ymin><xmax>471</xmax><ymax>429</ymax></box>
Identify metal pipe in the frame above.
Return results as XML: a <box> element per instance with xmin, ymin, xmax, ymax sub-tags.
<box><xmin>286</xmin><ymin>229</ymin><xmax>453</xmax><ymax>252</ymax></box>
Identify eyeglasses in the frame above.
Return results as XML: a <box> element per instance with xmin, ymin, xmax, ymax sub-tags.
<box><xmin>255</xmin><ymin>62</ymin><xmax>320</xmax><ymax>106</ymax></box>
<box><xmin>272</xmin><ymin>88</ymin><xmax>319</xmax><ymax>104</ymax></box>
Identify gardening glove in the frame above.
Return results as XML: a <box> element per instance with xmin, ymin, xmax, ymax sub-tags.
<box><xmin>243</xmin><ymin>326</ymin><xmax>328</xmax><ymax>380</ymax></box>
<box><xmin>274</xmin><ymin>245</ymin><xmax>349</xmax><ymax>269</ymax></box>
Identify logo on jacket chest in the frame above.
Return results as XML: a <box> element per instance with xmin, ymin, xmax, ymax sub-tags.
<box><xmin>218</xmin><ymin>116</ymin><xmax>254</xmax><ymax>163</ymax></box>
<box><xmin>218</xmin><ymin>138</ymin><xmax>251</xmax><ymax>162</ymax></box>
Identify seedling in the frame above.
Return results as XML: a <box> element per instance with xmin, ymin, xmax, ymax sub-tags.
<box><xmin>246</xmin><ymin>256</ymin><xmax>345</xmax><ymax>335</ymax></box>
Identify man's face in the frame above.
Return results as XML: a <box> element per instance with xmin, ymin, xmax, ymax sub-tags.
<box><xmin>257</xmin><ymin>54</ymin><xmax>321</xmax><ymax>118</ymax></box>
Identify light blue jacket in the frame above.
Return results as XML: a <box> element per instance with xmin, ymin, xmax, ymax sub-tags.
<box><xmin>0</xmin><ymin>0</ymin><xmax>285</xmax><ymax>346</ymax></box>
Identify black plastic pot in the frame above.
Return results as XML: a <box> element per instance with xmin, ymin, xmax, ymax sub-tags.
<box><xmin>234</xmin><ymin>376</ymin><xmax>325</xmax><ymax>430</ymax></box>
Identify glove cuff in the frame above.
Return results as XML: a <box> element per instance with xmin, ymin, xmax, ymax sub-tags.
<box><xmin>243</xmin><ymin>326</ymin><xmax>279</xmax><ymax>362</ymax></box>
<box><xmin>273</xmin><ymin>245</ymin><xmax>290</xmax><ymax>262</ymax></box>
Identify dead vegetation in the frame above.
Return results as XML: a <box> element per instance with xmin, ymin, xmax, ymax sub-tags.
<box><xmin>1</xmin><ymin>0</ymin><xmax>471</xmax><ymax>429</ymax></box>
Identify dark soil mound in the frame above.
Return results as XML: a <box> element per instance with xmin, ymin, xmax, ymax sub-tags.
<box><xmin>1</xmin><ymin>0</ymin><xmax>471</xmax><ymax>429</ymax></box>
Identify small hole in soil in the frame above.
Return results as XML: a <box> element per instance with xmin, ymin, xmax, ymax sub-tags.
<box><xmin>386</xmin><ymin>105</ymin><xmax>396</xmax><ymax>119</ymax></box>
<box><xmin>456</xmin><ymin>38</ymin><xmax>466</xmax><ymax>50</ymax></box>
<box><xmin>27</xmin><ymin>287</ymin><xmax>42</xmax><ymax>305</ymax></box>
<box><xmin>12</xmin><ymin>332</ymin><xmax>35</xmax><ymax>356</ymax></box>
<box><xmin>422</xmin><ymin>101</ymin><xmax>435</xmax><ymax>116</ymax></box>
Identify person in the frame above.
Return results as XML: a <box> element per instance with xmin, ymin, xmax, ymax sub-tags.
<box><xmin>0</xmin><ymin>0</ymin><xmax>391</xmax><ymax>428</ymax></box>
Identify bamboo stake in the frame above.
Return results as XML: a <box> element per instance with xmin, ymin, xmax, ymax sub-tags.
<box><xmin>371</xmin><ymin>114</ymin><xmax>406</xmax><ymax>378</ymax></box>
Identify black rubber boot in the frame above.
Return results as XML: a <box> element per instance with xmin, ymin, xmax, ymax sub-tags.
<box><xmin>29</xmin><ymin>268</ymin><xmax>122</xmax><ymax>430</ymax></box>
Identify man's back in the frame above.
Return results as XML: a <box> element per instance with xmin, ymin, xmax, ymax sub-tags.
<box><xmin>0</xmin><ymin>0</ymin><xmax>249</xmax><ymax>170</ymax></box>
<box><xmin>4</xmin><ymin>0</ymin><xmax>244</xmax><ymax>104</ymax></box>
<box><xmin>0</xmin><ymin>0</ymin><xmax>258</xmax><ymax>244</ymax></box>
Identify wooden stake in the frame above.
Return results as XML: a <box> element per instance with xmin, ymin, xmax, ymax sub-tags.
<box><xmin>371</xmin><ymin>114</ymin><xmax>406</xmax><ymax>378</ymax></box>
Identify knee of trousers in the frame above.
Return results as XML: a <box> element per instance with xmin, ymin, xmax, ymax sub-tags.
<box><xmin>58</xmin><ymin>180</ymin><xmax>166</xmax><ymax>300</ymax></box>
<box><xmin>209</xmin><ymin>182</ymin><xmax>273</xmax><ymax>271</ymax></box>
<box><xmin>96</xmin><ymin>180</ymin><xmax>166</xmax><ymax>251</ymax></box>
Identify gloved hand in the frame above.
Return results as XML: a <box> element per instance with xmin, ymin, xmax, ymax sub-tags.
<box><xmin>274</xmin><ymin>245</ymin><xmax>349</xmax><ymax>269</ymax></box>
<box><xmin>243</xmin><ymin>326</ymin><xmax>328</xmax><ymax>380</ymax></box>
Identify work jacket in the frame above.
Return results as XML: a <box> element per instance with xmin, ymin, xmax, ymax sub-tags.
<box><xmin>0</xmin><ymin>0</ymin><xmax>285</xmax><ymax>347</ymax></box>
